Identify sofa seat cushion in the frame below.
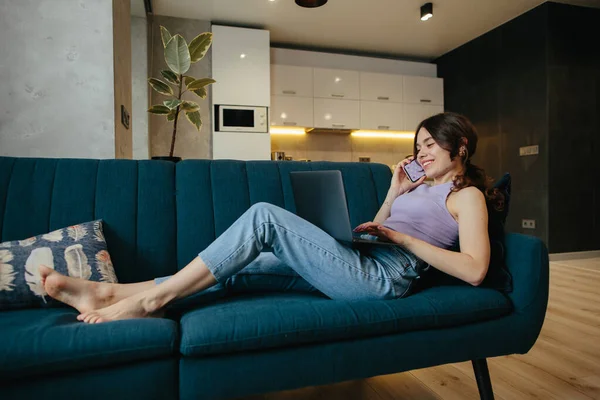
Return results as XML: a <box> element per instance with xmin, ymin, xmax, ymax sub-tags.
<box><xmin>0</xmin><ymin>308</ymin><xmax>178</xmax><ymax>380</ymax></box>
<box><xmin>179</xmin><ymin>285</ymin><xmax>512</xmax><ymax>357</ymax></box>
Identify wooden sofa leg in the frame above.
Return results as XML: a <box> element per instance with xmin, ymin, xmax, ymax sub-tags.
<box><xmin>472</xmin><ymin>359</ymin><xmax>495</xmax><ymax>400</ymax></box>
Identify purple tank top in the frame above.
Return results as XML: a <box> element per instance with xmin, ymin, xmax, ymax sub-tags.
<box><xmin>383</xmin><ymin>182</ymin><xmax>459</xmax><ymax>249</ymax></box>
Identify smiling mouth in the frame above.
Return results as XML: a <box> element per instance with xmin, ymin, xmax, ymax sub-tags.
<box><xmin>421</xmin><ymin>160</ymin><xmax>433</xmax><ymax>168</ymax></box>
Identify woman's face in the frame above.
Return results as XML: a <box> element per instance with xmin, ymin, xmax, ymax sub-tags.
<box><xmin>415</xmin><ymin>127</ymin><xmax>462</xmax><ymax>179</ymax></box>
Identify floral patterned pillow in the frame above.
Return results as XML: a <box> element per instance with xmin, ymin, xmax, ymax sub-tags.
<box><xmin>0</xmin><ymin>220</ymin><xmax>118</xmax><ymax>310</ymax></box>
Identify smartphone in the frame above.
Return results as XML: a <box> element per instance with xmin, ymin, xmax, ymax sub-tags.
<box><xmin>402</xmin><ymin>159</ymin><xmax>426</xmax><ymax>183</ymax></box>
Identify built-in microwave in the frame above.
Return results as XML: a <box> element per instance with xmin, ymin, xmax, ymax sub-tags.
<box><xmin>214</xmin><ymin>105</ymin><xmax>268</xmax><ymax>133</ymax></box>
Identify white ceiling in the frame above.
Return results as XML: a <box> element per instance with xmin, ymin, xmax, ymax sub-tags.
<box><xmin>141</xmin><ymin>0</ymin><xmax>600</xmax><ymax>60</ymax></box>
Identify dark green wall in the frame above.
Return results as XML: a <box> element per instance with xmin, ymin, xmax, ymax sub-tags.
<box><xmin>435</xmin><ymin>2</ymin><xmax>600</xmax><ymax>253</ymax></box>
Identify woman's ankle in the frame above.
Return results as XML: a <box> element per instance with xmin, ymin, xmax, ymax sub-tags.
<box><xmin>140</xmin><ymin>291</ymin><xmax>174</xmax><ymax>315</ymax></box>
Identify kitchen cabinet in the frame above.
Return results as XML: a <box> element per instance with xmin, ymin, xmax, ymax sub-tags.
<box><xmin>360</xmin><ymin>101</ymin><xmax>403</xmax><ymax>130</ymax></box>
<box><xmin>271</xmin><ymin>65</ymin><xmax>314</xmax><ymax>97</ymax></box>
<box><xmin>313</xmin><ymin>98</ymin><xmax>360</xmax><ymax>129</ymax></box>
<box><xmin>359</xmin><ymin>72</ymin><xmax>403</xmax><ymax>102</ymax></box>
<box><xmin>313</xmin><ymin>68</ymin><xmax>360</xmax><ymax>100</ymax></box>
<box><xmin>213</xmin><ymin>131</ymin><xmax>271</xmax><ymax>160</ymax></box>
<box><xmin>403</xmin><ymin>76</ymin><xmax>444</xmax><ymax>105</ymax></box>
<box><xmin>212</xmin><ymin>25</ymin><xmax>270</xmax><ymax>106</ymax></box>
<box><xmin>403</xmin><ymin>103</ymin><xmax>444</xmax><ymax>131</ymax></box>
<box><xmin>270</xmin><ymin>63</ymin><xmax>444</xmax><ymax>132</ymax></box>
<box><xmin>270</xmin><ymin>95</ymin><xmax>313</xmax><ymax>127</ymax></box>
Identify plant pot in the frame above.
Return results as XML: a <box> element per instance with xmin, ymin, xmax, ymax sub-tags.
<box><xmin>151</xmin><ymin>156</ymin><xmax>182</xmax><ymax>163</ymax></box>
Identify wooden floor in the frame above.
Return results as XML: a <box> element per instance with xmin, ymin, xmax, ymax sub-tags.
<box><xmin>239</xmin><ymin>257</ymin><xmax>600</xmax><ymax>400</ymax></box>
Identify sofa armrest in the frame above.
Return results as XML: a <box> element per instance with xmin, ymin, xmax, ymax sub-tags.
<box><xmin>503</xmin><ymin>233</ymin><xmax>550</xmax><ymax>349</ymax></box>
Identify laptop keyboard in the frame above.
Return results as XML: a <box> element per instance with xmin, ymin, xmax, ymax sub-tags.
<box><xmin>354</xmin><ymin>233</ymin><xmax>380</xmax><ymax>241</ymax></box>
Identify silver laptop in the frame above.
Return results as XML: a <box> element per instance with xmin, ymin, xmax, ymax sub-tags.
<box><xmin>289</xmin><ymin>170</ymin><xmax>398</xmax><ymax>246</ymax></box>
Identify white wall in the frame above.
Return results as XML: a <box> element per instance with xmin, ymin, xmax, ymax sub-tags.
<box><xmin>271</xmin><ymin>48</ymin><xmax>437</xmax><ymax>77</ymax></box>
<box><xmin>131</xmin><ymin>16</ymin><xmax>149</xmax><ymax>159</ymax></box>
<box><xmin>0</xmin><ymin>0</ymin><xmax>116</xmax><ymax>158</ymax></box>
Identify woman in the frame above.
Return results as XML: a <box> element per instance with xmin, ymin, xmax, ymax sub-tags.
<box><xmin>40</xmin><ymin>112</ymin><xmax>503</xmax><ymax>324</ymax></box>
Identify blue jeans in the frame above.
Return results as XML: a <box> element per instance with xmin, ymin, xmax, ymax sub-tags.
<box><xmin>156</xmin><ymin>203</ymin><xmax>422</xmax><ymax>301</ymax></box>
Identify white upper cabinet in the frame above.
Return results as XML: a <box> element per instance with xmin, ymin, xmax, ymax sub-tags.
<box><xmin>403</xmin><ymin>104</ymin><xmax>444</xmax><ymax>132</ymax></box>
<box><xmin>313</xmin><ymin>98</ymin><xmax>360</xmax><ymax>129</ymax></box>
<box><xmin>271</xmin><ymin>65</ymin><xmax>313</xmax><ymax>97</ymax></box>
<box><xmin>212</xmin><ymin>25</ymin><xmax>270</xmax><ymax>106</ymax></box>
<box><xmin>313</xmin><ymin>68</ymin><xmax>360</xmax><ymax>100</ymax></box>
<box><xmin>270</xmin><ymin>96</ymin><xmax>313</xmax><ymax>127</ymax></box>
<box><xmin>359</xmin><ymin>72</ymin><xmax>403</xmax><ymax>102</ymax></box>
<box><xmin>360</xmin><ymin>101</ymin><xmax>403</xmax><ymax>131</ymax></box>
<box><xmin>269</xmin><ymin>62</ymin><xmax>444</xmax><ymax>132</ymax></box>
<box><xmin>403</xmin><ymin>76</ymin><xmax>444</xmax><ymax>105</ymax></box>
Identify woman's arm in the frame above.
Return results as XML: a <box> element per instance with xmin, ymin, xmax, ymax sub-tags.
<box><xmin>373</xmin><ymin>188</ymin><xmax>401</xmax><ymax>223</ymax></box>
<box><xmin>376</xmin><ymin>187</ymin><xmax>490</xmax><ymax>286</ymax></box>
<box><xmin>372</xmin><ymin>158</ymin><xmax>427</xmax><ymax>224</ymax></box>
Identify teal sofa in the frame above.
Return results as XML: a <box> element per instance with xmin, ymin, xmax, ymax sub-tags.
<box><xmin>0</xmin><ymin>157</ymin><xmax>549</xmax><ymax>400</ymax></box>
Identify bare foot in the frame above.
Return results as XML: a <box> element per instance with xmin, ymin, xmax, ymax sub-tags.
<box><xmin>77</xmin><ymin>292</ymin><xmax>164</xmax><ymax>324</ymax></box>
<box><xmin>41</xmin><ymin>266</ymin><xmax>115</xmax><ymax>314</ymax></box>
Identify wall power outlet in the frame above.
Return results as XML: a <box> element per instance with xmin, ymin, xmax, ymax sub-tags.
<box><xmin>522</xmin><ymin>219</ymin><xmax>536</xmax><ymax>229</ymax></box>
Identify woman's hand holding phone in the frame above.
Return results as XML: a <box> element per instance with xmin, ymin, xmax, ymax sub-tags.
<box><xmin>390</xmin><ymin>157</ymin><xmax>426</xmax><ymax>197</ymax></box>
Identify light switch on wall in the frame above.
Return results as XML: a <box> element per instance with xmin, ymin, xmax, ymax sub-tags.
<box><xmin>519</xmin><ymin>145</ymin><xmax>539</xmax><ymax>156</ymax></box>
<box><xmin>121</xmin><ymin>105</ymin><xmax>130</xmax><ymax>130</ymax></box>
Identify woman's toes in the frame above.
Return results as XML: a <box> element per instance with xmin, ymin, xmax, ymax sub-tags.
<box><xmin>39</xmin><ymin>265</ymin><xmax>53</xmax><ymax>279</ymax></box>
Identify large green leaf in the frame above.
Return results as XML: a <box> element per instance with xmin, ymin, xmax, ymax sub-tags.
<box><xmin>160</xmin><ymin>70</ymin><xmax>179</xmax><ymax>84</ymax></box>
<box><xmin>183</xmin><ymin>76</ymin><xmax>195</xmax><ymax>86</ymax></box>
<box><xmin>165</xmin><ymin>35</ymin><xmax>191</xmax><ymax>75</ymax></box>
<box><xmin>188</xmin><ymin>32</ymin><xmax>213</xmax><ymax>63</ymax></box>
<box><xmin>164</xmin><ymin>99</ymin><xmax>182</xmax><ymax>109</ymax></box>
<box><xmin>160</xmin><ymin>26</ymin><xmax>172</xmax><ymax>48</ymax></box>
<box><xmin>148</xmin><ymin>78</ymin><xmax>174</xmax><ymax>96</ymax></box>
<box><xmin>181</xmin><ymin>101</ymin><xmax>200</xmax><ymax>112</ymax></box>
<box><xmin>191</xmin><ymin>87</ymin><xmax>207</xmax><ymax>99</ymax></box>
<box><xmin>186</xmin><ymin>110</ymin><xmax>202</xmax><ymax>131</ymax></box>
<box><xmin>186</xmin><ymin>78</ymin><xmax>216</xmax><ymax>90</ymax></box>
<box><xmin>148</xmin><ymin>105</ymin><xmax>171</xmax><ymax>115</ymax></box>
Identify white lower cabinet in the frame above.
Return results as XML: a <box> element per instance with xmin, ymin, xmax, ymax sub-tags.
<box><xmin>213</xmin><ymin>132</ymin><xmax>271</xmax><ymax>160</ymax></box>
<box><xmin>403</xmin><ymin>104</ymin><xmax>444</xmax><ymax>132</ymax></box>
<box><xmin>360</xmin><ymin>101</ymin><xmax>404</xmax><ymax>131</ymax></box>
<box><xmin>313</xmin><ymin>98</ymin><xmax>360</xmax><ymax>129</ymax></box>
<box><xmin>270</xmin><ymin>96</ymin><xmax>313</xmax><ymax>127</ymax></box>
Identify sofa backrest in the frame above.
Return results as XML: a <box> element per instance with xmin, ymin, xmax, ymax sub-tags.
<box><xmin>0</xmin><ymin>157</ymin><xmax>178</xmax><ymax>283</ymax></box>
<box><xmin>0</xmin><ymin>157</ymin><xmax>393</xmax><ymax>280</ymax></box>
<box><xmin>174</xmin><ymin>160</ymin><xmax>393</xmax><ymax>269</ymax></box>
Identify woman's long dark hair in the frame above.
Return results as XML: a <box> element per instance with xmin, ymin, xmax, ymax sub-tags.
<box><xmin>413</xmin><ymin>112</ymin><xmax>504</xmax><ymax>211</ymax></box>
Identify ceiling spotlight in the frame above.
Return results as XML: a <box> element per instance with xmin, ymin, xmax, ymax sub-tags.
<box><xmin>420</xmin><ymin>2</ymin><xmax>433</xmax><ymax>21</ymax></box>
<box><xmin>295</xmin><ymin>0</ymin><xmax>328</xmax><ymax>8</ymax></box>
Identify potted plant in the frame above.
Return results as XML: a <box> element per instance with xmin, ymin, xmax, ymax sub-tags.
<box><xmin>148</xmin><ymin>26</ymin><xmax>215</xmax><ymax>162</ymax></box>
